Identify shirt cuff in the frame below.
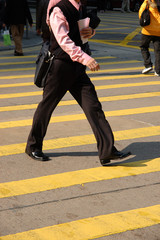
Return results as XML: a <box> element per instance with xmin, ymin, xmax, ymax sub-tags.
<box><xmin>79</xmin><ymin>52</ymin><xmax>92</xmax><ymax>65</ymax></box>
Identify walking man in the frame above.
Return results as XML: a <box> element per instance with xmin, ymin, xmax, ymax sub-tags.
<box><xmin>25</xmin><ymin>0</ymin><xmax>131</xmax><ymax>166</ymax></box>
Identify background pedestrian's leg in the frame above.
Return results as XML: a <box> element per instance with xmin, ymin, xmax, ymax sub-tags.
<box><xmin>10</xmin><ymin>24</ymin><xmax>23</xmax><ymax>54</ymax></box>
<box><xmin>140</xmin><ymin>34</ymin><xmax>152</xmax><ymax>68</ymax></box>
<box><xmin>153</xmin><ymin>37</ymin><xmax>160</xmax><ymax>75</ymax></box>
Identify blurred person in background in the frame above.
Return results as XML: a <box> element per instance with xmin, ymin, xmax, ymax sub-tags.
<box><xmin>4</xmin><ymin>0</ymin><xmax>33</xmax><ymax>56</ymax></box>
<box><xmin>36</xmin><ymin>0</ymin><xmax>50</xmax><ymax>42</ymax></box>
<box><xmin>0</xmin><ymin>0</ymin><xmax>6</xmax><ymax>30</ymax></box>
<box><xmin>139</xmin><ymin>0</ymin><xmax>160</xmax><ymax>76</ymax></box>
<box><xmin>99</xmin><ymin>0</ymin><xmax>106</xmax><ymax>13</ymax></box>
<box><xmin>121</xmin><ymin>0</ymin><xmax>131</xmax><ymax>12</ymax></box>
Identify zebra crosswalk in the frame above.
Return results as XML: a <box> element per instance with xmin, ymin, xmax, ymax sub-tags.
<box><xmin>0</xmin><ymin>106</ymin><xmax>160</xmax><ymax>128</ymax></box>
<box><xmin>0</xmin><ymin>42</ymin><xmax>160</xmax><ymax>239</ymax></box>
<box><xmin>1</xmin><ymin>79</ymin><xmax>160</xmax><ymax>89</ymax></box>
<box><xmin>0</xmin><ymin>125</ymin><xmax>160</xmax><ymax>157</ymax></box>
<box><xmin>0</xmin><ymin>158</ymin><xmax>160</xmax><ymax>198</ymax></box>
<box><xmin>0</xmin><ymin>205</ymin><xmax>160</xmax><ymax>240</ymax></box>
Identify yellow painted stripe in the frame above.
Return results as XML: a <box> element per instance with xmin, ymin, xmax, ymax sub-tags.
<box><xmin>0</xmin><ymin>75</ymin><xmax>152</xmax><ymax>88</ymax></box>
<box><xmin>98</xmin><ymin>31</ymin><xmax>128</xmax><ymax>35</ymax></box>
<box><xmin>0</xmin><ymin>104</ymin><xmax>38</xmax><ymax>112</ymax></box>
<box><xmin>0</xmin><ymin>61</ymin><xmax>35</xmax><ymax>66</ymax></box>
<box><xmin>99</xmin><ymin>60</ymin><xmax>142</xmax><ymax>65</ymax></box>
<box><xmin>0</xmin><ymin>92</ymin><xmax>160</xmax><ymax>112</ymax></box>
<box><xmin>0</xmin><ymin>106</ymin><xmax>160</xmax><ymax>129</ymax></box>
<box><xmin>0</xmin><ymin>75</ymin><xmax>33</xmax><ymax>80</ymax></box>
<box><xmin>0</xmin><ymin>158</ymin><xmax>159</xmax><ymax>198</ymax></box>
<box><xmin>90</xmin><ymin>39</ymin><xmax>142</xmax><ymax>50</ymax></box>
<box><xmin>0</xmin><ymin>126</ymin><xmax>160</xmax><ymax>157</ymax></box>
<box><xmin>0</xmin><ymin>57</ymin><xmax>115</xmax><ymax>66</ymax></box>
<box><xmin>0</xmin><ymin>91</ymin><xmax>41</xmax><ymax>99</ymax></box>
<box><xmin>90</xmin><ymin>73</ymin><xmax>153</xmax><ymax>80</ymax></box>
<box><xmin>96</xmin><ymin>27</ymin><xmax>129</xmax><ymax>30</ymax></box>
<box><xmin>0</xmin><ymin>74</ymin><xmax>155</xmax><ymax>88</ymax></box>
<box><xmin>0</xmin><ymin>60</ymin><xmax>142</xmax><ymax>72</ymax></box>
<box><xmin>0</xmin><ymin>67</ymin><xmax>147</xmax><ymax>80</ymax></box>
<box><xmin>94</xmin><ymin>56</ymin><xmax>116</xmax><ymax>59</ymax></box>
<box><xmin>1</xmin><ymin>205</ymin><xmax>160</xmax><ymax>239</ymax></box>
<box><xmin>102</xmin><ymin>18</ymin><xmax>138</xmax><ymax>23</ymax></box>
<box><xmin>0</xmin><ymin>82</ymin><xmax>34</xmax><ymax>88</ymax></box>
<box><xmin>120</xmin><ymin>27</ymin><xmax>141</xmax><ymax>45</ymax></box>
<box><xmin>0</xmin><ymin>55</ymin><xmax>114</xmax><ymax>60</ymax></box>
<box><xmin>0</xmin><ymin>67</ymin><xmax>35</xmax><ymax>72</ymax></box>
<box><xmin>96</xmin><ymin>81</ymin><xmax>160</xmax><ymax>90</ymax></box>
<box><xmin>0</xmin><ymin>55</ymin><xmax>37</xmax><ymax>60</ymax></box>
<box><xmin>0</xmin><ymin>81</ymin><xmax>159</xmax><ymax>99</ymax></box>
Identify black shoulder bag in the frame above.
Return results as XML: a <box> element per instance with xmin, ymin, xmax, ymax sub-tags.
<box><xmin>34</xmin><ymin>41</ymin><xmax>54</xmax><ymax>88</ymax></box>
<box><xmin>34</xmin><ymin>6</ymin><xmax>57</xmax><ymax>88</ymax></box>
<box><xmin>140</xmin><ymin>3</ymin><xmax>150</xmax><ymax>27</ymax></box>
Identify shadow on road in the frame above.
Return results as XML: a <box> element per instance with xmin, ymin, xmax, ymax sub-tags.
<box><xmin>47</xmin><ymin>141</ymin><xmax>160</xmax><ymax>167</ymax></box>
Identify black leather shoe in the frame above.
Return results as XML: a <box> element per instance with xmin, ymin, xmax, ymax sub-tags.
<box><xmin>14</xmin><ymin>51</ymin><xmax>24</xmax><ymax>56</ymax></box>
<box><xmin>100</xmin><ymin>149</ymin><xmax>131</xmax><ymax>166</ymax></box>
<box><xmin>25</xmin><ymin>150</ymin><xmax>50</xmax><ymax>161</ymax></box>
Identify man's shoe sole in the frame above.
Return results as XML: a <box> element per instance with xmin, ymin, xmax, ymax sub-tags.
<box><xmin>100</xmin><ymin>151</ymin><xmax>131</xmax><ymax>166</ymax></box>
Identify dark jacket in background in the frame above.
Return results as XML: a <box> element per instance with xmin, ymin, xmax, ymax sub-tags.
<box><xmin>36</xmin><ymin>0</ymin><xmax>50</xmax><ymax>41</ymax></box>
<box><xmin>4</xmin><ymin>0</ymin><xmax>33</xmax><ymax>26</ymax></box>
<box><xmin>0</xmin><ymin>0</ymin><xmax>6</xmax><ymax>29</ymax></box>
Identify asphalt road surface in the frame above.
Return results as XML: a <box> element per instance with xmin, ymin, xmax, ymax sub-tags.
<box><xmin>0</xmin><ymin>10</ymin><xmax>160</xmax><ymax>240</ymax></box>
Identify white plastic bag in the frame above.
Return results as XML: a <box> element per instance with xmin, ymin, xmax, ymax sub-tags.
<box><xmin>3</xmin><ymin>29</ymin><xmax>11</xmax><ymax>46</ymax></box>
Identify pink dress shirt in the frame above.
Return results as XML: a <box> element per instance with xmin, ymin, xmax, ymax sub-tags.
<box><xmin>47</xmin><ymin>0</ymin><xmax>92</xmax><ymax>65</ymax></box>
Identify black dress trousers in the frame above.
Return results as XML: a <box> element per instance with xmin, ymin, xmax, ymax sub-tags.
<box><xmin>26</xmin><ymin>59</ymin><xmax>114</xmax><ymax>160</ymax></box>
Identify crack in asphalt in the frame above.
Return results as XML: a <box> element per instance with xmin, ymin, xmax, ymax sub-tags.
<box><xmin>0</xmin><ymin>182</ymin><xmax>159</xmax><ymax>212</ymax></box>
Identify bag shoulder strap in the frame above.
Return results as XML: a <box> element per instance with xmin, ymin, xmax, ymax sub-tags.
<box><xmin>146</xmin><ymin>2</ymin><xmax>149</xmax><ymax>9</ymax></box>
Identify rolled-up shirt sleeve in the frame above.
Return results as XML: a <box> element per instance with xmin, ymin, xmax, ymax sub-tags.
<box><xmin>50</xmin><ymin>7</ymin><xmax>91</xmax><ymax>65</ymax></box>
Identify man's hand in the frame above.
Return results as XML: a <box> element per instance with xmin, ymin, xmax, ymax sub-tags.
<box><xmin>86</xmin><ymin>58</ymin><xmax>100</xmax><ymax>71</ymax></box>
<box><xmin>80</xmin><ymin>27</ymin><xmax>95</xmax><ymax>39</ymax></box>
